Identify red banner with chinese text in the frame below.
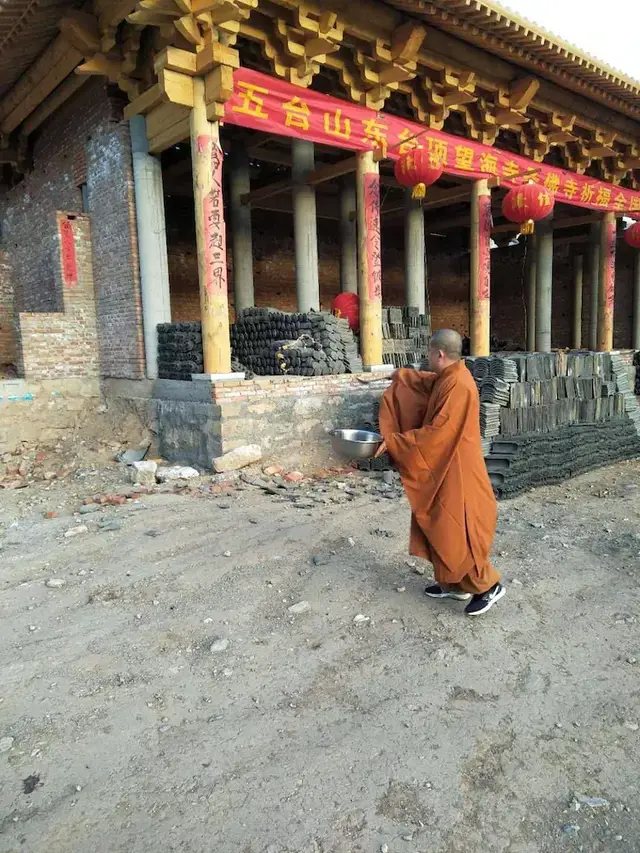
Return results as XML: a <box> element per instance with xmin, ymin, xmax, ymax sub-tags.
<box><xmin>225</xmin><ymin>68</ymin><xmax>640</xmax><ymax>217</ymax></box>
<box><xmin>59</xmin><ymin>218</ymin><xmax>77</xmax><ymax>288</ymax></box>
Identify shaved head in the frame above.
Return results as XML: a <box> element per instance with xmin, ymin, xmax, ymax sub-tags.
<box><xmin>430</xmin><ymin>329</ymin><xmax>462</xmax><ymax>361</ymax></box>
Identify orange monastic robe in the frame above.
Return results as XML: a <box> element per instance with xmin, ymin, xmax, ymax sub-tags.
<box><xmin>379</xmin><ymin>361</ymin><xmax>500</xmax><ymax>594</ymax></box>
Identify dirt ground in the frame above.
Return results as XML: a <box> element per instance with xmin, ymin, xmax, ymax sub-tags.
<box><xmin>1</xmin><ymin>454</ymin><xmax>640</xmax><ymax>853</ymax></box>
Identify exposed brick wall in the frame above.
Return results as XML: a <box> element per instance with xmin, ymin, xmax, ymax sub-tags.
<box><xmin>1</xmin><ymin>79</ymin><xmax>144</xmax><ymax>379</ymax></box>
<box><xmin>86</xmin><ymin>121</ymin><xmax>145</xmax><ymax>379</ymax></box>
<box><xmin>165</xmin><ymin>202</ymin><xmax>639</xmax><ymax>352</ymax></box>
<box><xmin>18</xmin><ymin>214</ymin><xmax>100</xmax><ymax>380</ymax></box>
<box><xmin>0</xmin><ymin>251</ymin><xmax>16</xmax><ymax>368</ymax></box>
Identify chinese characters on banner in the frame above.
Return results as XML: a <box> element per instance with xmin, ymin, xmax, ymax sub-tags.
<box><xmin>59</xmin><ymin>218</ymin><xmax>77</xmax><ymax>288</ymax></box>
<box><xmin>201</xmin><ymin>138</ymin><xmax>228</xmax><ymax>297</ymax></box>
<box><xmin>363</xmin><ymin>172</ymin><xmax>382</xmax><ymax>301</ymax></box>
<box><xmin>477</xmin><ymin>194</ymin><xmax>492</xmax><ymax>302</ymax></box>
<box><xmin>604</xmin><ymin>219</ymin><xmax>617</xmax><ymax>311</ymax></box>
<box><xmin>226</xmin><ymin>68</ymin><xmax>640</xmax><ymax>217</ymax></box>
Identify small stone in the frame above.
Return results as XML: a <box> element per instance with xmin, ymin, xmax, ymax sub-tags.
<box><xmin>529</xmin><ymin>521</ymin><xmax>545</xmax><ymax>529</ymax></box>
<box><xmin>44</xmin><ymin>511</ymin><xmax>57</xmax><ymax>519</ymax></box>
<box><xmin>627</xmin><ymin>657</ymin><xmax>637</xmax><ymax>665</ymax></box>
<box><xmin>64</xmin><ymin>525</ymin><xmax>88</xmax><ymax>538</ymax></box>
<box><xmin>213</xmin><ymin>445</ymin><xmax>262</xmax><ymax>474</ymax></box>
<box><xmin>223</xmin><ymin>550</ymin><xmax>231</xmax><ymax>558</ymax></box>
<box><xmin>285</xmin><ymin>471</ymin><xmax>304</xmax><ymax>483</ymax></box>
<box><xmin>98</xmin><ymin>519</ymin><xmax>121</xmax><ymax>532</ymax></box>
<box><xmin>561</xmin><ymin>825</ymin><xmax>580</xmax><ymax>837</ymax></box>
<box><xmin>129</xmin><ymin>460</ymin><xmax>157</xmax><ymax>487</ymax></box>
<box><xmin>209</xmin><ymin>638</ymin><xmax>230</xmax><ymax>654</ymax></box>
<box><xmin>79</xmin><ymin>504</ymin><xmax>100</xmax><ymax>515</ymax></box>
<box><xmin>45</xmin><ymin>578</ymin><xmax>66</xmax><ymax>589</ymax></box>
<box><xmin>263</xmin><ymin>464</ymin><xmax>284</xmax><ymax>477</ymax></box>
<box><xmin>312</xmin><ymin>554</ymin><xmax>330</xmax><ymax>566</ymax></box>
<box><xmin>401</xmin><ymin>834</ymin><xmax>413</xmax><ymax>842</ymax></box>
<box><xmin>382</xmin><ymin>470</ymin><xmax>395</xmax><ymax>486</ymax></box>
<box><xmin>288</xmin><ymin>600</ymin><xmax>311</xmax><ymax>615</ymax></box>
<box><xmin>353</xmin><ymin>614</ymin><xmax>370</xmax><ymax>624</ymax></box>
<box><xmin>347</xmin><ymin>537</ymin><xmax>355</xmax><ymax>547</ymax></box>
<box><xmin>624</xmin><ymin>721</ymin><xmax>639</xmax><ymax>731</ymax></box>
<box><xmin>511</xmin><ymin>578</ymin><xmax>523</xmax><ymax>586</ymax></box>
<box><xmin>573</xmin><ymin>793</ymin><xmax>610</xmax><ymax>809</ymax></box>
<box><xmin>156</xmin><ymin>466</ymin><xmax>200</xmax><ymax>483</ymax></box>
<box><xmin>0</xmin><ymin>736</ymin><xmax>15</xmax><ymax>753</ymax></box>
<box><xmin>396</xmin><ymin>586</ymin><xmax>406</xmax><ymax>593</ymax></box>
<box><xmin>380</xmin><ymin>845</ymin><xmax>389</xmax><ymax>853</ymax></box>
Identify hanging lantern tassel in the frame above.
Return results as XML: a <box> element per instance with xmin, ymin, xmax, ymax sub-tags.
<box><xmin>521</xmin><ymin>219</ymin><xmax>535</xmax><ymax>235</ymax></box>
<box><xmin>412</xmin><ymin>182</ymin><xmax>427</xmax><ymax>200</ymax></box>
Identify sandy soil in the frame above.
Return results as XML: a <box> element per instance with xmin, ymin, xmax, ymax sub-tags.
<box><xmin>1</xmin><ymin>458</ymin><xmax>640</xmax><ymax>853</ymax></box>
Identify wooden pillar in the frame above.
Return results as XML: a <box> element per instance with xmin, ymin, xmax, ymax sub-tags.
<box><xmin>633</xmin><ymin>252</ymin><xmax>640</xmax><ymax>351</ymax></box>
<box><xmin>339</xmin><ymin>177</ymin><xmax>358</xmax><ymax>294</ymax></box>
<box><xmin>356</xmin><ymin>150</ymin><xmax>383</xmax><ymax>368</ymax></box>
<box><xmin>572</xmin><ymin>254</ymin><xmax>584</xmax><ymax>350</ymax></box>
<box><xmin>292</xmin><ymin>139</ymin><xmax>320</xmax><ymax>311</ymax></box>
<box><xmin>470</xmin><ymin>178</ymin><xmax>491</xmax><ymax>356</ymax></box>
<box><xmin>535</xmin><ymin>217</ymin><xmax>553</xmax><ymax>352</ymax></box>
<box><xmin>588</xmin><ymin>222</ymin><xmax>600</xmax><ymax>351</ymax></box>
<box><xmin>404</xmin><ymin>189</ymin><xmax>426</xmax><ymax>314</ymax></box>
<box><xmin>189</xmin><ymin>77</ymin><xmax>231</xmax><ymax>375</ymax></box>
<box><xmin>526</xmin><ymin>235</ymin><xmax>537</xmax><ymax>351</ymax></box>
<box><xmin>597</xmin><ymin>211</ymin><xmax>616</xmax><ymax>352</ymax></box>
<box><xmin>229</xmin><ymin>144</ymin><xmax>254</xmax><ymax>315</ymax></box>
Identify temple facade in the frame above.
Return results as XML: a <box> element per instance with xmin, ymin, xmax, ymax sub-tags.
<box><xmin>1</xmin><ymin>0</ymin><xmax>640</xmax><ymax>468</ymax></box>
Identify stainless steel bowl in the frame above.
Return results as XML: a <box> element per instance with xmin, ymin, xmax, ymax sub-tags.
<box><xmin>330</xmin><ymin>428</ymin><xmax>383</xmax><ymax>460</ymax></box>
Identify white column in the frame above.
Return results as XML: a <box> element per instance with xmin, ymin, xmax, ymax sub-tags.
<box><xmin>129</xmin><ymin>115</ymin><xmax>172</xmax><ymax>379</ymax></box>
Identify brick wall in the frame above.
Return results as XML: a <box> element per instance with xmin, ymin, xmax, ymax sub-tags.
<box><xmin>1</xmin><ymin>79</ymin><xmax>144</xmax><ymax>379</ymax></box>
<box><xmin>0</xmin><ymin>251</ymin><xmax>16</xmax><ymax>368</ymax></box>
<box><xmin>17</xmin><ymin>214</ymin><xmax>100</xmax><ymax>380</ymax></box>
<box><xmin>166</xmin><ymin>207</ymin><xmax>637</xmax><ymax>351</ymax></box>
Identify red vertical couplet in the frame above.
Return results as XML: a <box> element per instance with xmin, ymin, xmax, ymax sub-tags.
<box><xmin>604</xmin><ymin>217</ymin><xmax>616</xmax><ymax>311</ymax></box>
<box><xmin>202</xmin><ymin>140</ymin><xmax>228</xmax><ymax>297</ymax></box>
<box><xmin>59</xmin><ymin>218</ymin><xmax>78</xmax><ymax>288</ymax></box>
<box><xmin>363</xmin><ymin>171</ymin><xmax>382</xmax><ymax>302</ymax></box>
<box><xmin>477</xmin><ymin>193</ymin><xmax>492</xmax><ymax>301</ymax></box>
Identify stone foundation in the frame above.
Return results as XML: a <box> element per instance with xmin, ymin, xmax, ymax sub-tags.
<box><xmin>0</xmin><ymin>377</ymin><xmax>100</xmax><ymax>454</ymax></box>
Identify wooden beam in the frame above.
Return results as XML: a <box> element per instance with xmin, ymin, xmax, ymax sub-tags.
<box><xmin>241</xmin><ymin>176</ymin><xmax>292</xmax><ymax>205</ymax></box>
<box><xmin>154</xmin><ymin>46</ymin><xmax>198</xmax><ymax>76</ymax></box>
<box><xmin>391</xmin><ymin>21</ymin><xmax>427</xmax><ymax>63</ymax></box>
<box><xmin>0</xmin><ymin>36</ymin><xmax>83</xmax><ymax>132</ymax></box>
<box><xmin>509</xmin><ymin>76</ymin><xmax>540</xmax><ymax>111</ymax></box>
<box><xmin>306</xmin><ymin>156</ymin><xmax>358</xmax><ymax>186</ymax></box>
<box><xmin>159</xmin><ymin>69</ymin><xmax>194</xmax><ymax>107</ymax></box>
<box><xmin>21</xmin><ymin>75</ymin><xmax>87</xmax><ymax>137</ymax></box>
<box><xmin>123</xmin><ymin>84</ymin><xmax>165</xmax><ymax>120</ymax></box>
<box><xmin>58</xmin><ymin>11</ymin><xmax>101</xmax><ymax>55</ymax></box>
<box><xmin>196</xmin><ymin>41</ymin><xmax>240</xmax><ymax>74</ymax></box>
<box><xmin>491</xmin><ymin>214</ymin><xmax>603</xmax><ymax>235</ymax></box>
<box><xmin>174</xmin><ymin>14</ymin><xmax>202</xmax><ymax>45</ymax></box>
<box><xmin>75</xmin><ymin>55</ymin><xmax>122</xmax><ymax>82</ymax></box>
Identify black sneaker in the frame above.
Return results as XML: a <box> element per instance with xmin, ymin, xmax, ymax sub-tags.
<box><xmin>464</xmin><ymin>583</ymin><xmax>506</xmax><ymax>616</ymax></box>
<box><xmin>424</xmin><ymin>584</ymin><xmax>472</xmax><ymax>602</ymax></box>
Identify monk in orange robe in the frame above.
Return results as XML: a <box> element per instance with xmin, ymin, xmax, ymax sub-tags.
<box><xmin>378</xmin><ymin>329</ymin><xmax>505</xmax><ymax>616</ymax></box>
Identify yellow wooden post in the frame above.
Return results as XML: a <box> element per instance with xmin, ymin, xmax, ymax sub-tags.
<box><xmin>470</xmin><ymin>178</ymin><xmax>491</xmax><ymax>356</ymax></box>
<box><xmin>189</xmin><ymin>77</ymin><xmax>231</xmax><ymax>375</ymax></box>
<box><xmin>356</xmin><ymin>150</ymin><xmax>383</xmax><ymax>368</ymax></box>
<box><xmin>597</xmin><ymin>211</ymin><xmax>616</xmax><ymax>352</ymax></box>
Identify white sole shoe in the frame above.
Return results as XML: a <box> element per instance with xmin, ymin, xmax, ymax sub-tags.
<box><xmin>424</xmin><ymin>585</ymin><xmax>472</xmax><ymax>602</ymax></box>
<box><xmin>465</xmin><ymin>584</ymin><xmax>506</xmax><ymax>616</ymax></box>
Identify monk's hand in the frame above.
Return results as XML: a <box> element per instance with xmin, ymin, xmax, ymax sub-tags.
<box><xmin>374</xmin><ymin>440</ymin><xmax>388</xmax><ymax>458</ymax></box>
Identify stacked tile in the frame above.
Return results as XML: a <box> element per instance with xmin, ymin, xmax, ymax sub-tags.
<box><xmin>381</xmin><ymin>306</ymin><xmax>430</xmax><ymax>368</ymax></box>
<box><xmin>611</xmin><ymin>352</ymin><xmax>640</xmax><ymax>436</ymax></box>
<box><xmin>480</xmin><ymin>403</ymin><xmax>501</xmax><ymax>438</ymax></box>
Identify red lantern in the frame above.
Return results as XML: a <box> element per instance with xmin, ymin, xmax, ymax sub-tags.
<box><xmin>332</xmin><ymin>292</ymin><xmax>359</xmax><ymax>332</ymax></box>
<box><xmin>501</xmin><ymin>180</ymin><xmax>555</xmax><ymax>235</ymax></box>
<box><xmin>624</xmin><ymin>221</ymin><xmax>640</xmax><ymax>248</ymax></box>
<box><xmin>394</xmin><ymin>148</ymin><xmax>444</xmax><ymax>200</ymax></box>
